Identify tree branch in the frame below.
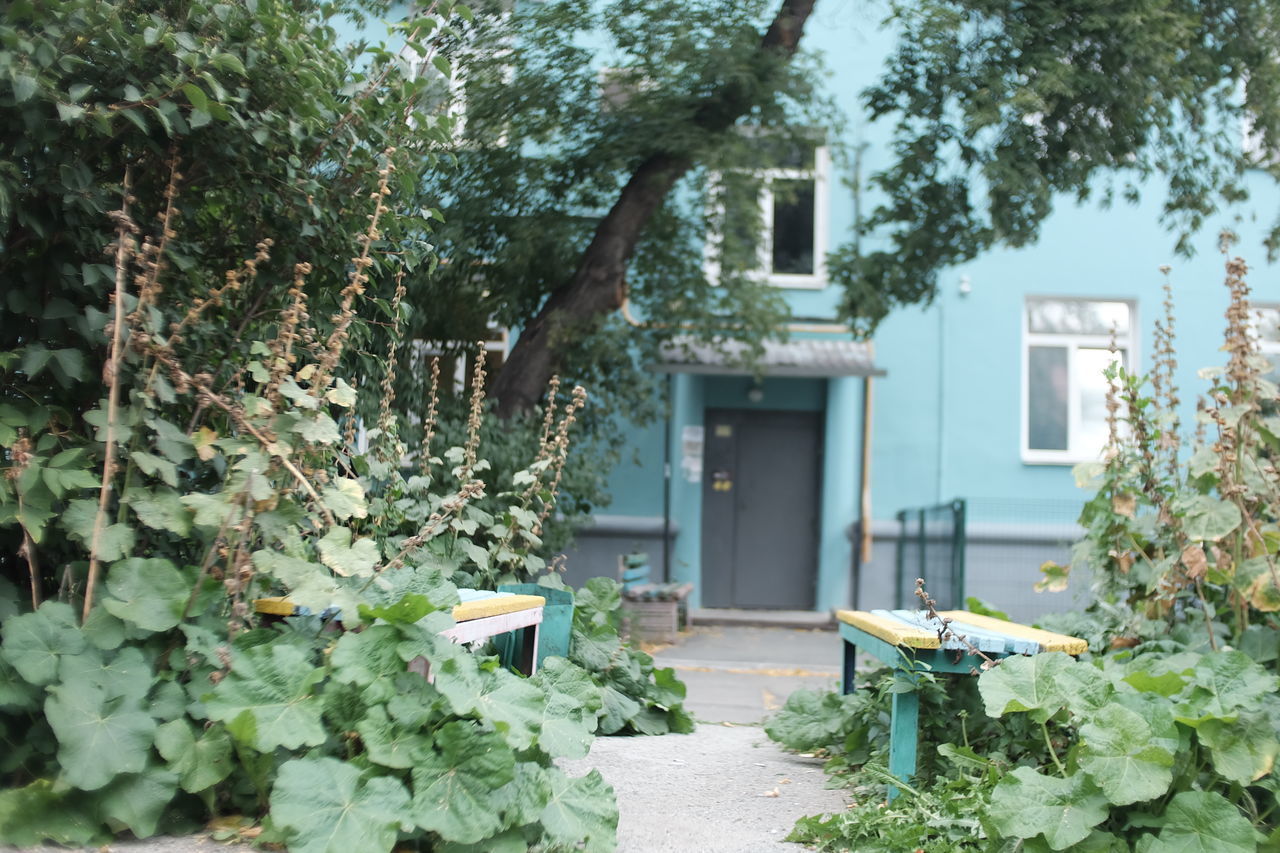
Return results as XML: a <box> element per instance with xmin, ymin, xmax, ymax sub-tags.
<box><xmin>490</xmin><ymin>0</ymin><xmax>818</xmax><ymax>416</ymax></box>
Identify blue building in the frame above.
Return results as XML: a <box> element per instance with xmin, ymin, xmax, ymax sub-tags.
<box><xmin>562</xmin><ymin>2</ymin><xmax>1280</xmax><ymax>622</ymax></box>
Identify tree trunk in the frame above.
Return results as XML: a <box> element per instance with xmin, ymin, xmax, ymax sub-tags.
<box><xmin>490</xmin><ymin>0</ymin><xmax>819</xmax><ymax>418</ymax></box>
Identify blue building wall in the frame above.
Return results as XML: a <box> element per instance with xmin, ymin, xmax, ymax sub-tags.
<box><xmin>578</xmin><ymin>1</ymin><xmax>1280</xmax><ymax>617</ymax></box>
<box><xmin>349</xmin><ymin>1</ymin><xmax>1280</xmax><ymax>616</ymax></box>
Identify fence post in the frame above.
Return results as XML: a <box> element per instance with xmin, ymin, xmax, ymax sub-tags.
<box><xmin>894</xmin><ymin>509</ymin><xmax>907</xmax><ymax>609</ymax></box>
<box><xmin>951</xmin><ymin>499</ymin><xmax>966</xmax><ymax>609</ymax></box>
<box><xmin>916</xmin><ymin>508</ymin><xmax>927</xmax><ymax>603</ymax></box>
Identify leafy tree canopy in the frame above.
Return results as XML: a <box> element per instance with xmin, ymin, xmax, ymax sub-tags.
<box><xmin>407</xmin><ymin>0</ymin><xmax>1280</xmax><ymax>416</ymax></box>
<box><xmin>403</xmin><ymin>0</ymin><xmax>832</xmax><ymax>420</ymax></box>
<box><xmin>837</xmin><ymin>0</ymin><xmax>1280</xmax><ymax>332</ymax></box>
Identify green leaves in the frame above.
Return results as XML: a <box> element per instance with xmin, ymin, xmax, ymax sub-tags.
<box><xmin>103</xmin><ymin>558</ymin><xmax>190</xmax><ymax>633</ymax></box>
<box><xmin>126</xmin><ymin>487</ymin><xmax>192</xmax><ymax>536</ymax></box>
<box><xmin>272</xmin><ymin>757</ymin><xmax>410</xmax><ymax>853</ymax></box>
<box><xmin>1077</xmin><ymin>699</ymin><xmax>1177</xmax><ymax>805</ymax></box>
<box><xmin>979</xmin><ymin>652</ymin><xmax>1081</xmax><ymax>722</ymax></box>
<box><xmin>154</xmin><ymin>720</ymin><xmax>233</xmax><ymax>793</ymax></box>
<box><xmin>988</xmin><ymin>767</ymin><xmax>1110</xmax><ymax>850</ymax></box>
<box><xmin>764</xmin><ymin>688</ymin><xmax>868</xmax><ymax>752</ymax></box>
<box><xmin>1175</xmin><ymin>651</ymin><xmax>1278</xmax><ymax>726</ymax></box>
<box><xmin>1174</xmin><ymin>495</ymin><xmax>1241</xmax><ymax>542</ymax></box>
<box><xmin>1135</xmin><ymin>791</ymin><xmax>1258</xmax><ymax>853</ymax></box>
<box><xmin>0</xmin><ymin>781</ymin><xmax>103</xmax><ymax>847</ymax></box>
<box><xmin>318</xmin><ymin>526</ymin><xmax>380</xmax><ymax>577</ymax></box>
<box><xmin>62</xmin><ymin>498</ymin><xmax>135</xmax><ymax>562</ymax></box>
<box><xmin>44</xmin><ymin>679</ymin><xmax>157</xmax><ymax>791</ymax></box>
<box><xmin>95</xmin><ymin>766</ymin><xmax>179</xmax><ymax>838</ymax></box>
<box><xmin>321</xmin><ymin>477</ymin><xmax>368</xmax><ymax>520</ymax></box>
<box><xmin>204</xmin><ymin>643</ymin><xmax>326</xmax><ymax>751</ymax></box>
<box><xmin>410</xmin><ymin>721</ymin><xmax>515</xmax><ymax>843</ymax></box>
<box><xmin>1</xmin><ymin>601</ymin><xmax>85</xmax><ymax>685</ymax></box>
<box><xmin>539</xmin><ymin>768</ymin><xmax>618</xmax><ymax>853</ymax></box>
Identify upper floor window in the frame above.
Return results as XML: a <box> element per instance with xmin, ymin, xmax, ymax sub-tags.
<box><xmin>708</xmin><ymin>137</ymin><xmax>830</xmax><ymax>289</ymax></box>
<box><xmin>1023</xmin><ymin>298</ymin><xmax>1134</xmax><ymax>464</ymax></box>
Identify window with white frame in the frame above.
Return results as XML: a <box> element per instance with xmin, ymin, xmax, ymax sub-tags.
<box><xmin>709</xmin><ymin>137</ymin><xmax>830</xmax><ymax>288</ymax></box>
<box><xmin>1023</xmin><ymin>298</ymin><xmax>1134</xmax><ymax>463</ymax></box>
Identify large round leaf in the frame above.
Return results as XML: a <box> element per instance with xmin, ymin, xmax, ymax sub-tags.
<box><xmin>203</xmin><ymin>642</ymin><xmax>326</xmax><ymax>752</ymax></box>
<box><xmin>978</xmin><ymin>652</ymin><xmax>1077</xmax><ymax>723</ymax></box>
<box><xmin>1078</xmin><ymin>698</ymin><xmax>1176</xmax><ymax>805</ymax></box>
<box><xmin>44</xmin><ymin>680</ymin><xmax>156</xmax><ymax>791</ymax></box>
<box><xmin>154</xmin><ymin>719</ymin><xmax>234</xmax><ymax>793</ymax></box>
<box><xmin>271</xmin><ymin>757</ymin><xmax>410</xmax><ymax>853</ymax></box>
<box><xmin>0</xmin><ymin>601</ymin><xmax>85</xmax><ymax>685</ymax></box>
<box><xmin>409</xmin><ymin>720</ymin><xmax>515</xmax><ymax>843</ymax></box>
<box><xmin>103</xmin><ymin>558</ymin><xmax>189</xmax><ymax>632</ymax></box>
<box><xmin>540</xmin><ymin>768</ymin><xmax>618</xmax><ymax>853</ymax></box>
<box><xmin>988</xmin><ymin>766</ymin><xmax>1109</xmax><ymax>850</ymax></box>
<box><xmin>1134</xmin><ymin>790</ymin><xmax>1258</xmax><ymax>853</ymax></box>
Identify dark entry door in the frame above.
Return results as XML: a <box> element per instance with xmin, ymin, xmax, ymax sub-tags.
<box><xmin>701</xmin><ymin>408</ymin><xmax>822</xmax><ymax>609</ymax></box>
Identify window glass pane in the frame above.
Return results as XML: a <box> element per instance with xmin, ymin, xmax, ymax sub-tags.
<box><xmin>1028</xmin><ymin>346</ymin><xmax>1069</xmax><ymax>451</ymax></box>
<box><xmin>1078</xmin><ymin>347</ymin><xmax>1123</xmax><ymax>456</ymax></box>
<box><xmin>771</xmin><ymin>178</ymin><xmax>814</xmax><ymax>275</ymax></box>
<box><xmin>1027</xmin><ymin>299</ymin><xmax>1130</xmax><ymax>336</ymax></box>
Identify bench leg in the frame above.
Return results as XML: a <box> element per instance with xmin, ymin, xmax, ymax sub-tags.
<box><xmin>887</xmin><ymin>685</ymin><xmax>919</xmax><ymax>802</ymax></box>
<box><xmin>841</xmin><ymin>640</ymin><xmax>858</xmax><ymax>694</ymax></box>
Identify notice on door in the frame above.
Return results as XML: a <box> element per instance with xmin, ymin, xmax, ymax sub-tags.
<box><xmin>681</xmin><ymin>425</ymin><xmax>704</xmax><ymax>483</ymax></box>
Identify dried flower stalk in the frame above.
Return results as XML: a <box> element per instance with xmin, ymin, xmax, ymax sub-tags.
<box><xmin>84</xmin><ymin>168</ymin><xmax>137</xmax><ymax>622</ymax></box>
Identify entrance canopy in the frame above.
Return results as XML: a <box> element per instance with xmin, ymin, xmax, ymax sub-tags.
<box><xmin>655</xmin><ymin>336</ymin><xmax>885</xmax><ymax>378</ymax></box>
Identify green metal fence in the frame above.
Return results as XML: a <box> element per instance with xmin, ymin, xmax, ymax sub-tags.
<box><xmin>894</xmin><ymin>499</ymin><xmax>966</xmax><ymax>610</ymax></box>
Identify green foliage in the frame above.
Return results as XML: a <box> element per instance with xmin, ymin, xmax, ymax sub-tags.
<box><xmin>400</xmin><ymin>0</ymin><xmax>828</xmax><ymax>423</ymax></box>
<box><xmin>567</xmin><ymin>578</ymin><xmax>695</xmax><ymax>736</ymax></box>
<box><xmin>837</xmin><ymin>0</ymin><xmax>1280</xmax><ymax>333</ymax></box>
<box><xmin>773</xmin><ymin>299</ymin><xmax>1280</xmax><ymax>848</ymax></box>
<box><xmin>771</xmin><ymin>644</ymin><xmax>1280</xmax><ymax>851</ymax></box>
<box><xmin>787</xmin><ymin>768</ymin><xmax>992</xmax><ymax>853</ymax></box>
<box><xmin>0</xmin><ymin>2</ymin><xmax>711</xmax><ymax>849</ymax></box>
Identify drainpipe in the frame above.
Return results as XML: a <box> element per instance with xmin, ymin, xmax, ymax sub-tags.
<box><xmin>662</xmin><ymin>373</ymin><xmax>673</xmax><ymax>583</ymax></box>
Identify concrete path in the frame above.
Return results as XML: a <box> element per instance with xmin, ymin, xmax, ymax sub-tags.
<box><xmin>561</xmin><ymin>723</ymin><xmax>844</xmax><ymax>853</ymax></box>
<box><xmin>554</xmin><ymin>623</ymin><xmax>849</xmax><ymax>852</ymax></box>
<box><xmin>652</xmin><ymin>624</ymin><xmax>842</xmax><ymax>724</ymax></box>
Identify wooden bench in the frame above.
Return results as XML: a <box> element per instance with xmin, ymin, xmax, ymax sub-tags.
<box><xmin>619</xmin><ymin>554</ymin><xmax>692</xmax><ymax>644</ymax></box>
<box><xmin>837</xmin><ymin>608</ymin><xmax>1086</xmax><ymax>799</ymax></box>
<box><xmin>444</xmin><ymin>590</ymin><xmax>546</xmax><ymax>675</ymax></box>
<box><xmin>255</xmin><ymin>589</ymin><xmax>546</xmax><ymax>676</ymax></box>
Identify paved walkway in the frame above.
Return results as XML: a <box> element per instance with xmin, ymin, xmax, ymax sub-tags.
<box><xmin>556</xmin><ymin>623</ymin><xmax>849</xmax><ymax>852</ymax></box>
<box><xmin>653</xmin><ymin>623</ymin><xmax>841</xmax><ymax>724</ymax></box>
<box><xmin>560</xmin><ymin>723</ymin><xmax>845</xmax><ymax>853</ymax></box>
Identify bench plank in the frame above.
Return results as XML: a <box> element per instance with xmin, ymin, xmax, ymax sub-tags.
<box><xmin>937</xmin><ymin>610</ymin><xmax>1087</xmax><ymax>655</ymax></box>
<box><xmin>452</xmin><ymin>592</ymin><xmax>545</xmax><ymax>622</ymax></box>
<box><xmin>442</xmin><ymin>607</ymin><xmax>543</xmax><ymax>644</ymax></box>
<box><xmin>882</xmin><ymin>609</ymin><xmax>1011</xmax><ymax>654</ymax></box>
<box><xmin>836</xmin><ymin>609</ymin><xmax>940</xmax><ymax>649</ymax></box>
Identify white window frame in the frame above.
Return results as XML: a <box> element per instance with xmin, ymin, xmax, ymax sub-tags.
<box><xmin>705</xmin><ymin>143</ymin><xmax>831</xmax><ymax>290</ymax></box>
<box><xmin>1021</xmin><ymin>297</ymin><xmax>1137</xmax><ymax>465</ymax></box>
